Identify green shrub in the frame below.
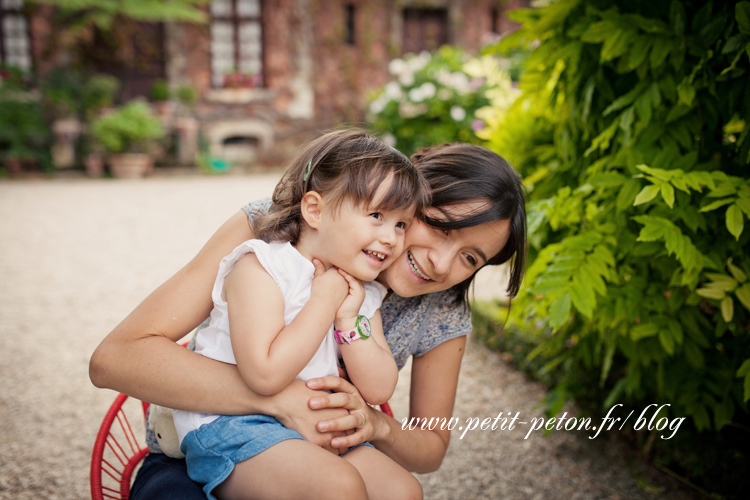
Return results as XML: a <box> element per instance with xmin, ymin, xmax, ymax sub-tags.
<box><xmin>0</xmin><ymin>84</ymin><xmax>51</xmax><ymax>165</ymax></box>
<box><xmin>82</xmin><ymin>74</ymin><xmax>120</xmax><ymax>115</ymax></box>
<box><xmin>477</xmin><ymin>0</ymin><xmax>749</xmax><ymax>495</ymax></box>
<box><xmin>149</xmin><ymin>80</ymin><xmax>171</xmax><ymax>102</ymax></box>
<box><xmin>367</xmin><ymin>47</ymin><xmax>493</xmax><ymax>156</ymax></box>
<box><xmin>90</xmin><ymin>101</ymin><xmax>164</xmax><ymax>154</ymax></box>
<box><xmin>176</xmin><ymin>84</ymin><xmax>198</xmax><ymax>108</ymax></box>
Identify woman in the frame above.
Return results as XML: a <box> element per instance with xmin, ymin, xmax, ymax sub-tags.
<box><xmin>89</xmin><ymin>142</ymin><xmax>526</xmax><ymax>499</ymax></box>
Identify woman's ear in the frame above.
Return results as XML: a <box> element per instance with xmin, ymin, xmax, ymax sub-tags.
<box><xmin>300</xmin><ymin>191</ymin><xmax>324</xmax><ymax>229</ymax></box>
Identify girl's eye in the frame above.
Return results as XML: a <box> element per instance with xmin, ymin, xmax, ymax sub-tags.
<box><xmin>369</xmin><ymin>213</ymin><xmax>383</xmax><ymax>220</ymax></box>
<box><xmin>396</xmin><ymin>221</ymin><xmax>407</xmax><ymax>229</ymax></box>
<box><xmin>465</xmin><ymin>253</ymin><xmax>478</xmax><ymax>266</ymax></box>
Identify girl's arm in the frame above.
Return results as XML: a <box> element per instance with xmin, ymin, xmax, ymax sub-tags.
<box><xmin>307</xmin><ymin>334</ymin><xmax>466</xmax><ymax>473</ymax></box>
<box><xmin>337</xmin><ymin>309</ymin><xmax>398</xmax><ymax>405</ymax></box>
<box><xmin>334</xmin><ymin>270</ymin><xmax>398</xmax><ymax>405</ymax></box>
<box><xmin>225</xmin><ymin>254</ymin><xmax>348</xmax><ymax>396</ymax></box>
<box><xmin>88</xmin><ymin>211</ymin><xmax>349</xmax><ymax>449</ymax></box>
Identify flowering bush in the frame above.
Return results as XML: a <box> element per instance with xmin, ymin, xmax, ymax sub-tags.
<box><xmin>367</xmin><ymin>47</ymin><xmax>495</xmax><ymax>156</ymax></box>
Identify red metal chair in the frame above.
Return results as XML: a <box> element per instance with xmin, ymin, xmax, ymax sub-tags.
<box><xmin>91</xmin><ymin>393</ymin><xmax>393</xmax><ymax>500</ymax></box>
<box><xmin>90</xmin><ymin>393</ymin><xmax>151</xmax><ymax>500</ymax></box>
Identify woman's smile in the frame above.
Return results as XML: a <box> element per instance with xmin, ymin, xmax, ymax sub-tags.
<box><xmin>407</xmin><ymin>251</ymin><xmax>433</xmax><ymax>281</ymax></box>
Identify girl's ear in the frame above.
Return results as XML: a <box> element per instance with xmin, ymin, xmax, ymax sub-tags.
<box><xmin>300</xmin><ymin>191</ymin><xmax>324</xmax><ymax>229</ymax></box>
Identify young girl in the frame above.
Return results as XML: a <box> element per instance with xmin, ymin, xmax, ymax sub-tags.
<box><xmin>172</xmin><ymin>129</ymin><xmax>428</xmax><ymax>500</ymax></box>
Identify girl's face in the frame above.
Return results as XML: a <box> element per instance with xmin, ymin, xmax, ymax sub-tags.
<box><xmin>378</xmin><ymin>202</ymin><xmax>511</xmax><ymax>297</ymax></box>
<box><xmin>311</xmin><ymin>181</ymin><xmax>416</xmax><ymax>282</ymax></box>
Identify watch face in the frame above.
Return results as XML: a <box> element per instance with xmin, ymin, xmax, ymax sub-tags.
<box><xmin>356</xmin><ymin>315</ymin><xmax>371</xmax><ymax>339</ymax></box>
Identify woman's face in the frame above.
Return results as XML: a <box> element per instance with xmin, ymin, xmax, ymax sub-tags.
<box><xmin>378</xmin><ymin>202</ymin><xmax>511</xmax><ymax>297</ymax></box>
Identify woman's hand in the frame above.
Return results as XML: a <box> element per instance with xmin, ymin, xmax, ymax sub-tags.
<box><xmin>270</xmin><ymin>379</ymin><xmax>350</xmax><ymax>454</ymax></box>
<box><xmin>306</xmin><ymin>376</ymin><xmax>382</xmax><ymax>450</ymax></box>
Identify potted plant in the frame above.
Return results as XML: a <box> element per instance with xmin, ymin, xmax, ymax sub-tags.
<box><xmin>223</xmin><ymin>69</ymin><xmax>262</xmax><ymax>88</ymax></box>
<box><xmin>149</xmin><ymin>79</ymin><xmax>173</xmax><ymax>121</ymax></box>
<box><xmin>78</xmin><ymin>74</ymin><xmax>120</xmax><ymax>177</ymax></box>
<box><xmin>41</xmin><ymin>67</ymin><xmax>86</xmax><ymax>169</ymax></box>
<box><xmin>82</xmin><ymin>74</ymin><xmax>119</xmax><ymax>120</ymax></box>
<box><xmin>90</xmin><ymin>101</ymin><xmax>165</xmax><ymax>178</ymax></box>
<box><xmin>174</xmin><ymin>84</ymin><xmax>199</xmax><ymax>165</ymax></box>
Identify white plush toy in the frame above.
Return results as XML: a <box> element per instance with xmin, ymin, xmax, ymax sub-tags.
<box><xmin>147</xmin><ymin>404</ymin><xmax>185</xmax><ymax>459</ymax></box>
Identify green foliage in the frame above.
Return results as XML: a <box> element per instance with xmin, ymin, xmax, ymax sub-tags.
<box><xmin>176</xmin><ymin>84</ymin><xmax>198</xmax><ymax>108</ymax></box>
<box><xmin>0</xmin><ymin>83</ymin><xmax>51</xmax><ymax>163</ymax></box>
<box><xmin>367</xmin><ymin>47</ymin><xmax>493</xmax><ymax>156</ymax></box>
<box><xmin>149</xmin><ymin>80</ymin><xmax>171</xmax><ymax>102</ymax></box>
<box><xmin>480</xmin><ymin>0</ymin><xmax>750</xmax><ymax>451</ymax></box>
<box><xmin>90</xmin><ymin>101</ymin><xmax>164</xmax><ymax>154</ymax></box>
<box><xmin>30</xmin><ymin>0</ymin><xmax>209</xmax><ymax>30</ymax></box>
<box><xmin>82</xmin><ymin>74</ymin><xmax>119</xmax><ymax>114</ymax></box>
<box><xmin>41</xmin><ymin>67</ymin><xmax>87</xmax><ymax>118</ymax></box>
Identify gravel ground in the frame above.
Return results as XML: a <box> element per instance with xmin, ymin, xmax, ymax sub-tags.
<box><xmin>0</xmin><ymin>174</ymin><xmax>697</xmax><ymax>500</ymax></box>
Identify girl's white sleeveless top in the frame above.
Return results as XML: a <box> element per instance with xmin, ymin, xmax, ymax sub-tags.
<box><xmin>173</xmin><ymin>239</ymin><xmax>386</xmax><ymax>442</ymax></box>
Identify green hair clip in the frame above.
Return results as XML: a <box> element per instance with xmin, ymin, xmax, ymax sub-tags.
<box><xmin>303</xmin><ymin>160</ymin><xmax>312</xmax><ymax>182</ymax></box>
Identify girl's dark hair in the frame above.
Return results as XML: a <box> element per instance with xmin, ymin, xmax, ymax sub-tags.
<box><xmin>254</xmin><ymin>128</ymin><xmax>429</xmax><ymax>245</ymax></box>
<box><xmin>411</xmin><ymin>143</ymin><xmax>527</xmax><ymax>304</ymax></box>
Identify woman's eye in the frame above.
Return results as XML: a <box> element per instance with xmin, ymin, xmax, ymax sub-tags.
<box><xmin>369</xmin><ymin>213</ymin><xmax>383</xmax><ymax>220</ymax></box>
<box><xmin>465</xmin><ymin>254</ymin><xmax>477</xmax><ymax>266</ymax></box>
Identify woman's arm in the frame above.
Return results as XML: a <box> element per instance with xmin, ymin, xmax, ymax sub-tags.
<box><xmin>88</xmin><ymin>211</ymin><xmax>348</xmax><ymax>444</ymax></box>
<box><xmin>89</xmin><ymin>211</ymin><xmax>257</xmax><ymax>412</ymax></box>
<box><xmin>307</xmin><ymin>335</ymin><xmax>466</xmax><ymax>473</ymax></box>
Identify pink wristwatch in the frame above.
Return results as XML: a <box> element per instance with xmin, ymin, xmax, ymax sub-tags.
<box><xmin>334</xmin><ymin>315</ymin><xmax>372</xmax><ymax>345</ymax></box>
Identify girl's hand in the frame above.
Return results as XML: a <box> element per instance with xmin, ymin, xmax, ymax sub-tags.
<box><xmin>310</xmin><ymin>259</ymin><xmax>348</xmax><ymax>305</ymax></box>
<box><xmin>334</xmin><ymin>269</ymin><xmax>365</xmax><ymax>328</ymax></box>
<box><xmin>306</xmin><ymin>376</ymin><xmax>381</xmax><ymax>449</ymax></box>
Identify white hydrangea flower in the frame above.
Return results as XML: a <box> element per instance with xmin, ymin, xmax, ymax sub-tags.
<box><xmin>437</xmin><ymin>88</ymin><xmax>453</xmax><ymax>101</ymax></box>
<box><xmin>408</xmin><ymin>51</ymin><xmax>430</xmax><ymax>72</ymax></box>
<box><xmin>399</xmin><ymin>102</ymin><xmax>428</xmax><ymax>118</ymax></box>
<box><xmin>408</xmin><ymin>87</ymin><xmax>425</xmax><ymax>102</ymax></box>
<box><xmin>398</xmin><ymin>71</ymin><xmax>415</xmax><ymax>87</ymax></box>
<box><xmin>420</xmin><ymin>82</ymin><xmax>436</xmax><ymax>99</ymax></box>
<box><xmin>450</xmin><ymin>73</ymin><xmax>471</xmax><ymax>94</ymax></box>
<box><xmin>436</xmin><ymin>69</ymin><xmax>453</xmax><ymax>87</ymax></box>
<box><xmin>450</xmin><ymin>106</ymin><xmax>466</xmax><ymax>121</ymax></box>
<box><xmin>385</xmin><ymin>81</ymin><xmax>403</xmax><ymax>100</ymax></box>
<box><xmin>388</xmin><ymin>58</ymin><xmax>407</xmax><ymax>76</ymax></box>
<box><xmin>369</xmin><ymin>96</ymin><xmax>388</xmax><ymax>114</ymax></box>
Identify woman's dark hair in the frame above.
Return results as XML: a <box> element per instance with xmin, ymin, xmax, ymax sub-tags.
<box><xmin>411</xmin><ymin>143</ymin><xmax>527</xmax><ymax>304</ymax></box>
<box><xmin>253</xmin><ymin>128</ymin><xmax>429</xmax><ymax>245</ymax></box>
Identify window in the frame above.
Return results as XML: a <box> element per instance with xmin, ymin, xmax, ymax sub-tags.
<box><xmin>491</xmin><ymin>6</ymin><xmax>499</xmax><ymax>34</ymax></box>
<box><xmin>0</xmin><ymin>0</ymin><xmax>32</xmax><ymax>73</ymax></box>
<box><xmin>345</xmin><ymin>4</ymin><xmax>355</xmax><ymax>46</ymax></box>
<box><xmin>211</xmin><ymin>0</ymin><xmax>264</xmax><ymax>88</ymax></box>
<box><xmin>402</xmin><ymin>7</ymin><xmax>448</xmax><ymax>54</ymax></box>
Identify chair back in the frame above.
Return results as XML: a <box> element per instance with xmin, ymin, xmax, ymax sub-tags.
<box><xmin>90</xmin><ymin>393</ymin><xmax>150</xmax><ymax>500</ymax></box>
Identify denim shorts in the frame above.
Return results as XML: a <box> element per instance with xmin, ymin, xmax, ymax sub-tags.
<box><xmin>180</xmin><ymin>414</ymin><xmax>373</xmax><ymax>500</ymax></box>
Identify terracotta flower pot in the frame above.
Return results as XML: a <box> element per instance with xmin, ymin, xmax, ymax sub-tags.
<box><xmin>84</xmin><ymin>153</ymin><xmax>105</xmax><ymax>177</ymax></box>
<box><xmin>108</xmin><ymin>153</ymin><xmax>152</xmax><ymax>179</ymax></box>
